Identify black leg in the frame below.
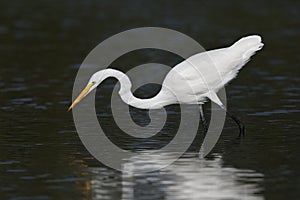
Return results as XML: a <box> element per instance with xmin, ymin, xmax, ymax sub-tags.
<box><xmin>224</xmin><ymin>109</ymin><xmax>245</xmax><ymax>137</ymax></box>
<box><xmin>199</xmin><ymin>105</ymin><xmax>208</xmax><ymax>133</ymax></box>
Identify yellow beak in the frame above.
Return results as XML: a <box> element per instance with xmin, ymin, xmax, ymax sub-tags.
<box><xmin>68</xmin><ymin>82</ymin><xmax>95</xmax><ymax>111</ymax></box>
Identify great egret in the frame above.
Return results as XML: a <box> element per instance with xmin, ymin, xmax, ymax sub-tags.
<box><xmin>69</xmin><ymin>35</ymin><xmax>264</xmax><ymax>137</ymax></box>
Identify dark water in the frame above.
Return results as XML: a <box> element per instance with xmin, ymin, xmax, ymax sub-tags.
<box><xmin>0</xmin><ymin>0</ymin><xmax>299</xmax><ymax>199</ymax></box>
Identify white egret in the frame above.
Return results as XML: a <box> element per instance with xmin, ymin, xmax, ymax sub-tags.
<box><xmin>69</xmin><ymin>35</ymin><xmax>264</xmax><ymax>137</ymax></box>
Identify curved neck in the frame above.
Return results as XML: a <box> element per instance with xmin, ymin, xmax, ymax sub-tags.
<box><xmin>96</xmin><ymin>69</ymin><xmax>171</xmax><ymax>109</ymax></box>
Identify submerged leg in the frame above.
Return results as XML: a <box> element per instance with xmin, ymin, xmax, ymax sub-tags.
<box><xmin>206</xmin><ymin>91</ymin><xmax>245</xmax><ymax>137</ymax></box>
<box><xmin>222</xmin><ymin>108</ymin><xmax>245</xmax><ymax>137</ymax></box>
<box><xmin>199</xmin><ymin>105</ymin><xmax>208</xmax><ymax>133</ymax></box>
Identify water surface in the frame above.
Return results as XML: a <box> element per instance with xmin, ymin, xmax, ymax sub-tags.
<box><xmin>0</xmin><ymin>0</ymin><xmax>299</xmax><ymax>199</ymax></box>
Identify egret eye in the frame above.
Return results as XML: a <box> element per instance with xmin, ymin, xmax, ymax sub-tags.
<box><xmin>91</xmin><ymin>81</ymin><xmax>96</xmax><ymax>84</ymax></box>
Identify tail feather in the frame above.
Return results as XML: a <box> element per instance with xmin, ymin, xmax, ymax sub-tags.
<box><xmin>221</xmin><ymin>35</ymin><xmax>264</xmax><ymax>83</ymax></box>
<box><xmin>230</xmin><ymin>35</ymin><xmax>264</xmax><ymax>60</ymax></box>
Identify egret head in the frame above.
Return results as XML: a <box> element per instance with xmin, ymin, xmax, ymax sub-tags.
<box><xmin>68</xmin><ymin>74</ymin><xmax>101</xmax><ymax>111</ymax></box>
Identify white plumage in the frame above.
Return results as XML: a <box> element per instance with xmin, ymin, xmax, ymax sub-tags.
<box><xmin>69</xmin><ymin>35</ymin><xmax>264</xmax><ymax>136</ymax></box>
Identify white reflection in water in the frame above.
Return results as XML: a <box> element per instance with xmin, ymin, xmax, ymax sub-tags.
<box><xmin>89</xmin><ymin>153</ymin><xmax>264</xmax><ymax>200</ymax></box>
